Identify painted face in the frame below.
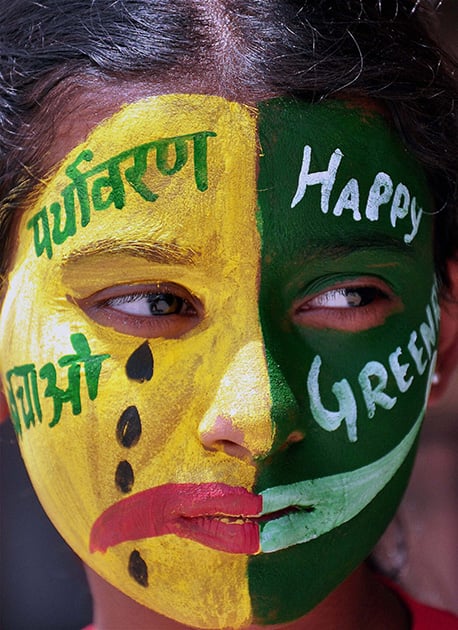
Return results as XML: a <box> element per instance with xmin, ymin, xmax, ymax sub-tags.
<box><xmin>0</xmin><ymin>95</ymin><xmax>437</xmax><ymax>628</ymax></box>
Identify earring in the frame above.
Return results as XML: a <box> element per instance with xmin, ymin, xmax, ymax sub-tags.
<box><xmin>431</xmin><ymin>372</ymin><xmax>441</xmax><ymax>385</ymax></box>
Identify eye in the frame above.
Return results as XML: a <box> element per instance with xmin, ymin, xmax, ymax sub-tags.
<box><xmin>107</xmin><ymin>292</ymin><xmax>190</xmax><ymax>317</ymax></box>
<box><xmin>308</xmin><ymin>286</ymin><xmax>384</xmax><ymax>309</ymax></box>
<box><xmin>74</xmin><ymin>283</ymin><xmax>203</xmax><ymax>338</ymax></box>
<box><xmin>292</xmin><ymin>278</ymin><xmax>402</xmax><ymax>332</ymax></box>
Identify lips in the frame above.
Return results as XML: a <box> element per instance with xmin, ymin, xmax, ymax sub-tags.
<box><xmin>90</xmin><ymin>483</ymin><xmax>263</xmax><ymax>555</ymax></box>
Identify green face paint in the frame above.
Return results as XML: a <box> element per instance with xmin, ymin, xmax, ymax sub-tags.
<box><xmin>260</xmin><ymin>403</ymin><xmax>426</xmax><ymax>552</ymax></box>
<box><xmin>248</xmin><ymin>98</ymin><xmax>436</xmax><ymax>624</ymax></box>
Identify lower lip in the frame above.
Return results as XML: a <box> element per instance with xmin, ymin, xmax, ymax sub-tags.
<box><xmin>174</xmin><ymin>515</ymin><xmax>260</xmax><ymax>554</ymax></box>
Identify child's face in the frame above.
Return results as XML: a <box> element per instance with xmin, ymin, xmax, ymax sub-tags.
<box><xmin>0</xmin><ymin>94</ymin><xmax>437</xmax><ymax>628</ymax></box>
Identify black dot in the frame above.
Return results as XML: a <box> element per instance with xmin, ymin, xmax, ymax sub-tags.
<box><xmin>115</xmin><ymin>460</ymin><xmax>134</xmax><ymax>493</ymax></box>
<box><xmin>126</xmin><ymin>341</ymin><xmax>154</xmax><ymax>382</ymax></box>
<box><xmin>117</xmin><ymin>406</ymin><xmax>142</xmax><ymax>448</ymax></box>
<box><xmin>129</xmin><ymin>550</ymin><xmax>148</xmax><ymax>587</ymax></box>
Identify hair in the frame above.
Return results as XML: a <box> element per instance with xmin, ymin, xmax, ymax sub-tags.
<box><xmin>0</xmin><ymin>0</ymin><xmax>457</xmax><ymax>288</ymax></box>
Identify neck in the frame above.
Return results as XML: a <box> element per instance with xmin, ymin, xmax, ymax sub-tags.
<box><xmin>85</xmin><ymin>563</ymin><xmax>410</xmax><ymax>630</ymax></box>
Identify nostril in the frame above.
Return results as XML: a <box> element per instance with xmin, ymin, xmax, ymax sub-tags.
<box><xmin>199</xmin><ymin>415</ymin><xmax>246</xmax><ymax>449</ymax></box>
<box><xmin>199</xmin><ymin>415</ymin><xmax>255</xmax><ymax>462</ymax></box>
<box><xmin>286</xmin><ymin>430</ymin><xmax>305</xmax><ymax>445</ymax></box>
<box><xmin>278</xmin><ymin>430</ymin><xmax>306</xmax><ymax>452</ymax></box>
<box><xmin>204</xmin><ymin>439</ymin><xmax>254</xmax><ymax>463</ymax></box>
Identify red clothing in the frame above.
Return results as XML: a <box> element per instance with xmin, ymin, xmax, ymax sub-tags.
<box><xmin>388</xmin><ymin>581</ymin><xmax>458</xmax><ymax>630</ymax></box>
<box><xmin>82</xmin><ymin>585</ymin><xmax>458</xmax><ymax>629</ymax></box>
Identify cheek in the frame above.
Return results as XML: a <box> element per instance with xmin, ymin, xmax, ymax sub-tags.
<box><xmin>1</xmin><ymin>297</ymin><xmax>258</xmax><ymax>628</ymax></box>
<box><xmin>248</xmin><ymin>322</ymin><xmax>434</xmax><ymax>626</ymax></box>
<box><xmin>92</xmin><ymin>340</ymin><xmax>200</xmax><ymax>491</ymax></box>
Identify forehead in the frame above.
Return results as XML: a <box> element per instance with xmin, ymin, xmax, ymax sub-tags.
<box><xmin>16</xmin><ymin>93</ymin><xmax>432</xmax><ymax>265</ymax></box>
<box><xmin>16</xmin><ymin>96</ymin><xmax>256</xmax><ymax>276</ymax></box>
<box><xmin>25</xmin><ymin>87</ymin><xmax>401</xmax><ymax>183</ymax></box>
<box><xmin>257</xmin><ymin>97</ymin><xmax>432</xmax><ymax>259</ymax></box>
<box><xmin>35</xmin><ymin>81</ymin><xmax>275</xmax><ymax>175</ymax></box>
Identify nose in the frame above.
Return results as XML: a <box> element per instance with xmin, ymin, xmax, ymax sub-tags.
<box><xmin>198</xmin><ymin>340</ymin><xmax>302</xmax><ymax>462</ymax></box>
<box><xmin>198</xmin><ymin>340</ymin><xmax>273</xmax><ymax>461</ymax></box>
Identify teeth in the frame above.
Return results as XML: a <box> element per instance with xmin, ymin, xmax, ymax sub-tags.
<box><xmin>187</xmin><ymin>506</ymin><xmax>309</xmax><ymax>525</ymax></box>
<box><xmin>189</xmin><ymin>515</ymin><xmax>255</xmax><ymax>524</ymax></box>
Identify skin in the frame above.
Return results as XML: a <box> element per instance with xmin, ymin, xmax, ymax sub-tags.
<box><xmin>0</xmin><ymin>82</ymin><xmax>458</xmax><ymax>630</ymax></box>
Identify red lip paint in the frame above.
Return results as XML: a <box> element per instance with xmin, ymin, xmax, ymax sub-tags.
<box><xmin>90</xmin><ymin>483</ymin><xmax>262</xmax><ymax>555</ymax></box>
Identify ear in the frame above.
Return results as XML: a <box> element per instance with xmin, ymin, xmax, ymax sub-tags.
<box><xmin>428</xmin><ymin>258</ymin><xmax>458</xmax><ymax>404</ymax></box>
<box><xmin>0</xmin><ymin>285</ymin><xmax>8</xmax><ymax>423</ymax></box>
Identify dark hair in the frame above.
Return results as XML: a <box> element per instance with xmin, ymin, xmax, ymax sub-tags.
<box><xmin>1</xmin><ymin>0</ymin><xmax>457</xmax><ymax>287</ymax></box>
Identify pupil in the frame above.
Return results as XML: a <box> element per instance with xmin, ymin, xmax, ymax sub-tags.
<box><xmin>147</xmin><ymin>293</ymin><xmax>181</xmax><ymax>315</ymax></box>
<box><xmin>345</xmin><ymin>287</ymin><xmax>378</xmax><ymax>307</ymax></box>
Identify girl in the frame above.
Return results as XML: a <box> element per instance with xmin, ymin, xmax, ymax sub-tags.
<box><xmin>1</xmin><ymin>1</ymin><xmax>457</xmax><ymax>628</ymax></box>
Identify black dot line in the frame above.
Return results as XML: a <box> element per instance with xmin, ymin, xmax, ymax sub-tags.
<box><xmin>115</xmin><ymin>460</ymin><xmax>134</xmax><ymax>493</ymax></box>
<box><xmin>117</xmin><ymin>406</ymin><xmax>142</xmax><ymax>448</ymax></box>
<box><xmin>129</xmin><ymin>550</ymin><xmax>148</xmax><ymax>587</ymax></box>
<box><xmin>125</xmin><ymin>342</ymin><xmax>154</xmax><ymax>382</ymax></box>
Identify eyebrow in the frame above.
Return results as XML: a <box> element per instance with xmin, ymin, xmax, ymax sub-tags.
<box><xmin>63</xmin><ymin>239</ymin><xmax>199</xmax><ymax>267</ymax></box>
<box><xmin>301</xmin><ymin>233</ymin><xmax>419</xmax><ymax>263</ymax></box>
<box><xmin>63</xmin><ymin>232</ymin><xmax>417</xmax><ymax>269</ymax></box>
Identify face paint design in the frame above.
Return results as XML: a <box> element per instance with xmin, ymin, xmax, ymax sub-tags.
<box><xmin>0</xmin><ymin>95</ymin><xmax>436</xmax><ymax>628</ymax></box>
<box><xmin>125</xmin><ymin>342</ymin><xmax>154</xmax><ymax>382</ymax></box>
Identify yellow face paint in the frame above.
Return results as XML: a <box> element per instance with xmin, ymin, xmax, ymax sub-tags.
<box><xmin>0</xmin><ymin>95</ymin><xmax>273</xmax><ymax>628</ymax></box>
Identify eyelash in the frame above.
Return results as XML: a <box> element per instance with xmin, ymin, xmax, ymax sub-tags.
<box><xmin>77</xmin><ymin>283</ymin><xmax>202</xmax><ymax>338</ymax></box>
<box><xmin>305</xmin><ymin>286</ymin><xmax>388</xmax><ymax>309</ymax></box>
<box><xmin>76</xmin><ymin>276</ymin><xmax>400</xmax><ymax>338</ymax></box>
<box><xmin>103</xmin><ymin>291</ymin><xmax>196</xmax><ymax>317</ymax></box>
<box><xmin>292</xmin><ymin>279</ymin><xmax>400</xmax><ymax>332</ymax></box>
